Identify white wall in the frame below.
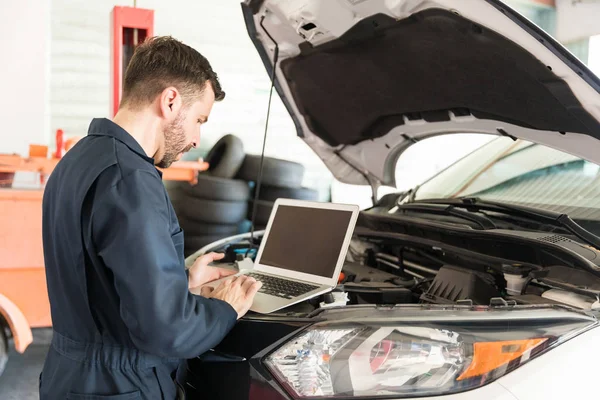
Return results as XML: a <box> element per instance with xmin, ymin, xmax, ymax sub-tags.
<box><xmin>51</xmin><ymin>0</ymin><xmax>114</xmax><ymax>138</ymax></box>
<box><xmin>50</xmin><ymin>0</ymin><xmax>332</xmax><ymax>193</ymax></box>
<box><xmin>589</xmin><ymin>35</ymin><xmax>600</xmax><ymax>76</ymax></box>
<box><xmin>556</xmin><ymin>0</ymin><xmax>600</xmax><ymax>43</ymax></box>
<box><xmin>0</xmin><ymin>0</ymin><xmax>51</xmax><ymax>156</ymax></box>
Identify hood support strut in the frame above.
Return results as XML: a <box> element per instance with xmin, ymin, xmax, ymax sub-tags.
<box><xmin>335</xmin><ymin>146</ymin><xmax>380</xmax><ymax>204</ymax></box>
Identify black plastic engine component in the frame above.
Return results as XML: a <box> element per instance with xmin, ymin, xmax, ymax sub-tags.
<box><xmin>342</xmin><ymin>262</ymin><xmax>402</xmax><ymax>283</ymax></box>
<box><xmin>530</xmin><ymin>265</ymin><xmax>600</xmax><ymax>297</ymax></box>
<box><xmin>223</xmin><ymin>242</ymin><xmax>257</xmax><ymax>263</ymax></box>
<box><xmin>344</xmin><ymin>282</ymin><xmax>413</xmax><ymax>304</ymax></box>
<box><xmin>420</xmin><ymin>265</ymin><xmax>500</xmax><ymax>305</ymax></box>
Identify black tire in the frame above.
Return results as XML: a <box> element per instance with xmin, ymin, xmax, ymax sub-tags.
<box><xmin>0</xmin><ymin>326</ymin><xmax>8</xmax><ymax>378</ymax></box>
<box><xmin>256</xmin><ymin>185</ymin><xmax>320</xmax><ymax>202</ymax></box>
<box><xmin>236</xmin><ymin>155</ymin><xmax>305</xmax><ymax>189</ymax></box>
<box><xmin>204</xmin><ymin>134</ymin><xmax>245</xmax><ymax>179</ymax></box>
<box><xmin>185</xmin><ymin>235</ymin><xmax>230</xmax><ymax>256</ymax></box>
<box><xmin>248</xmin><ymin>200</ymin><xmax>275</xmax><ymax>226</ymax></box>
<box><xmin>165</xmin><ymin>175</ymin><xmax>250</xmax><ymax>202</ymax></box>
<box><xmin>179</xmin><ymin>220</ymin><xmax>239</xmax><ymax>237</ymax></box>
<box><xmin>171</xmin><ymin>194</ymin><xmax>248</xmax><ymax>225</ymax></box>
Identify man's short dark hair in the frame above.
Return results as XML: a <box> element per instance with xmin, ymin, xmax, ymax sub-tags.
<box><xmin>120</xmin><ymin>36</ymin><xmax>225</xmax><ymax>109</ymax></box>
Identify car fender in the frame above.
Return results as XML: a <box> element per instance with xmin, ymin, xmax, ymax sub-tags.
<box><xmin>0</xmin><ymin>293</ymin><xmax>33</xmax><ymax>353</ymax></box>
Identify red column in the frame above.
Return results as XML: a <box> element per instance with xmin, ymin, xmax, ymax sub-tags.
<box><xmin>111</xmin><ymin>6</ymin><xmax>154</xmax><ymax>117</ymax></box>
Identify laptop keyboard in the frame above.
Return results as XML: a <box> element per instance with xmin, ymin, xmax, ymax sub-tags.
<box><xmin>246</xmin><ymin>272</ymin><xmax>319</xmax><ymax>299</ymax></box>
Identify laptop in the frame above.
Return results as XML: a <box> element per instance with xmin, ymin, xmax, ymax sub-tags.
<box><xmin>205</xmin><ymin>198</ymin><xmax>359</xmax><ymax>314</ymax></box>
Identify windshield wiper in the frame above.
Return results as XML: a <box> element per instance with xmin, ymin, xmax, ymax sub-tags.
<box><xmin>413</xmin><ymin>197</ymin><xmax>600</xmax><ymax>251</ymax></box>
<box><xmin>392</xmin><ymin>203</ymin><xmax>497</xmax><ymax>230</ymax></box>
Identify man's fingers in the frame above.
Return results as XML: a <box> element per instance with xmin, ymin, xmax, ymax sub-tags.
<box><xmin>241</xmin><ymin>276</ymin><xmax>258</xmax><ymax>292</ymax></box>
<box><xmin>227</xmin><ymin>275</ymin><xmax>243</xmax><ymax>288</ymax></box>
<box><xmin>199</xmin><ymin>252</ymin><xmax>225</xmax><ymax>265</ymax></box>
<box><xmin>200</xmin><ymin>286</ymin><xmax>214</xmax><ymax>297</ymax></box>
<box><xmin>206</xmin><ymin>252</ymin><xmax>225</xmax><ymax>260</ymax></box>
<box><xmin>219</xmin><ymin>268</ymin><xmax>237</xmax><ymax>277</ymax></box>
<box><xmin>224</xmin><ymin>276</ymin><xmax>236</xmax><ymax>285</ymax></box>
<box><xmin>234</xmin><ymin>275</ymin><xmax>249</xmax><ymax>287</ymax></box>
<box><xmin>246</xmin><ymin>281</ymin><xmax>263</xmax><ymax>299</ymax></box>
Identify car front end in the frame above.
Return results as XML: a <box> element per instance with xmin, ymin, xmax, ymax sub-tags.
<box><xmin>179</xmin><ymin>0</ymin><xmax>600</xmax><ymax>398</ymax></box>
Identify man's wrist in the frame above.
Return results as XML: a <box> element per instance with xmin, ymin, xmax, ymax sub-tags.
<box><xmin>214</xmin><ymin>298</ymin><xmax>239</xmax><ymax>322</ymax></box>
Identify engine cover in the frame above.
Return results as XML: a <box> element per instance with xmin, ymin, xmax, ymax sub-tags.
<box><xmin>420</xmin><ymin>265</ymin><xmax>500</xmax><ymax>305</ymax></box>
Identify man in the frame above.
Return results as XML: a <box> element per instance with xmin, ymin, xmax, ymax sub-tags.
<box><xmin>39</xmin><ymin>36</ymin><xmax>261</xmax><ymax>399</ymax></box>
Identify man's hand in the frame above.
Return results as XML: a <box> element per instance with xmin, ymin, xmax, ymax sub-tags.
<box><xmin>188</xmin><ymin>252</ymin><xmax>235</xmax><ymax>290</ymax></box>
<box><xmin>202</xmin><ymin>276</ymin><xmax>262</xmax><ymax>319</ymax></box>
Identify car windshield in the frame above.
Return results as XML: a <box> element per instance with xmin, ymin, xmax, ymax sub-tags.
<box><xmin>413</xmin><ymin>136</ymin><xmax>600</xmax><ymax>233</ymax></box>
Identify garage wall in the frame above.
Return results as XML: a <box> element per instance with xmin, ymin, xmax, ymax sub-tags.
<box><xmin>50</xmin><ymin>0</ymin><xmax>332</xmax><ymax>194</ymax></box>
<box><xmin>51</xmin><ymin>0</ymin><xmax>112</xmax><ymax>137</ymax></box>
<box><xmin>590</xmin><ymin>36</ymin><xmax>600</xmax><ymax>77</ymax></box>
<box><xmin>555</xmin><ymin>0</ymin><xmax>600</xmax><ymax>44</ymax></box>
<box><xmin>0</xmin><ymin>0</ymin><xmax>51</xmax><ymax>156</ymax></box>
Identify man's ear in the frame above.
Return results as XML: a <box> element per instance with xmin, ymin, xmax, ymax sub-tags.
<box><xmin>159</xmin><ymin>87</ymin><xmax>182</xmax><ymax>120</ymax></box>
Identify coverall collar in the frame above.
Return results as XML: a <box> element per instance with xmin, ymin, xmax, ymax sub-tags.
<box><xmin>87</xmin><ymin>118</ymin><xmax>155</xmax><ymax>164</ymax></box>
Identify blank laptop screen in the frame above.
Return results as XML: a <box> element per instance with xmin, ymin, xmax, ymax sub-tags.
<box><xmin>257</xmin><ymin>205</ymin><xmax>354</xmax><ymax>278</ymax></box>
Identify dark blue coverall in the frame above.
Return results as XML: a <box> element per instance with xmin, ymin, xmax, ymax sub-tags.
<box><xmin>39</xmin><ymin>118</ymin><xmax>237</xmax><ymax>399</ymax></box>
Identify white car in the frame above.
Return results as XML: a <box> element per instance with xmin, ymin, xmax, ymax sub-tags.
<box><xmin>178</xmin><ymin>1</ymin><xmax>600</xmax><ymax>399</ymax></box>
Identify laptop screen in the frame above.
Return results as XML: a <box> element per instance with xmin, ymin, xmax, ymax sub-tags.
<box><xmin>257</xmin><ymin>204</ymin><xmax>354</xmax><ymax>278</ymax></box>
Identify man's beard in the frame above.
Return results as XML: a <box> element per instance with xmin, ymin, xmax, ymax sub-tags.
<box><xmin>156</xmin><ymin>113</ymin><xmax>192</xmax><ymax>168</ymax></box>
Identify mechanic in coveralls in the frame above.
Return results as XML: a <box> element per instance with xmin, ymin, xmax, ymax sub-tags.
<box><xmin>39</xmin><ymin>36</ymin><xmax>261</xmax><ymax>399</ymax></box>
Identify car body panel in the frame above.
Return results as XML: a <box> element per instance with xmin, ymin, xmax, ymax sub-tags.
<box><xmin>496</xmin><ymin>325</ymin><xmax>600</xmax><ymax>400</ymax></box>
<box><xmin>242</xmin><ymin>0</ymin><xmax>600</xmax><ymax>187</ymax></box>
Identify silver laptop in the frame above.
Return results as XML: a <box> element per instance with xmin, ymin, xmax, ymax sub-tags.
<box><xmin>206</xmin><ymin>198</ymin><xmax>359</xmax><ymax>314</ymax></box>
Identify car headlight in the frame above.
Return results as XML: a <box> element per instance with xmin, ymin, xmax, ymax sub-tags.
<box><xmin>264</xmin><ymin>307</ymin><xmax>596</xmax><ymax>398</ymax></box>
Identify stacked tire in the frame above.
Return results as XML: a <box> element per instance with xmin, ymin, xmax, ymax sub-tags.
<box><xmin>235</xmin><ymin>155</ymin><xmax>320</xmax><ymax>230</ymax></box>
<box><xmin>166</xmin><ymin>135</ymin><xmax>250</xmax><ymax>257</ymax></box>
<box><xmin>0</xmin><ymin>326</ymin><xmax>7</xmax><ymax>377</ymax></box>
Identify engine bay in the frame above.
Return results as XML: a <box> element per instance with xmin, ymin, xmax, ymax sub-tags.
<box><xmin>302</xmin><ymin>234</ymin><xmax>600</xmax><ymax>315</ymax></box>
<box><xmin>199</xmin><ymin>210</ymin><xmax>600</xmax><ymax>317</ymax></box>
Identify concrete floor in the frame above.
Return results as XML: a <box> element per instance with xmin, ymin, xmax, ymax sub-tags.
<box><xmin>0</xmin><ymin>328</ymin><xmax>52</xmax><ymax>400</ymax></box>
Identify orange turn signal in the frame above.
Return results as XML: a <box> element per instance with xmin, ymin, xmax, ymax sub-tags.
<box><xmin>458</xmin><ymin>338</ymin><xmax>547</xmax><ymax>381</ymax></box>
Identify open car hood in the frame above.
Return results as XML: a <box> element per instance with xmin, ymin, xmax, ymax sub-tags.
<box><xmin>242</xmin><ymin>0</ymin><xmax>600</xmax><ymax>187</ymax></box>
